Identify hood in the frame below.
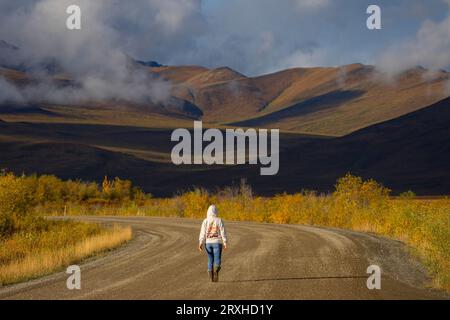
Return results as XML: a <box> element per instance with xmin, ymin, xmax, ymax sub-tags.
<box><xmin>207</xmin><ymin>205</ymin><xmax>218</xmax><ymax>218</ymax></box>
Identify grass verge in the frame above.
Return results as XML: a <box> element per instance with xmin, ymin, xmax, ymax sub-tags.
<box><xmin>0</xmin><ymin>220</ymin><xmax>132</xmax><ymax>286</ymax></box>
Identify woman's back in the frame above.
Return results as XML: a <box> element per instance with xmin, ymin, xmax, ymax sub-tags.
<box><xmin>198</xmin><ymin>205</ymin><xmax>228</xmax><ymax>282</ymax></box>
<box><xmin>199</xmin><ymin>205</ymin><xmax>227</xmax><ymax>245</ymax></box>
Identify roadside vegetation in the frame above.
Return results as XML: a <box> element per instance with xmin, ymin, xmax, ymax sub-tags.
<box><xmin>0</xmin><ymin>172</ymin><xmax>132</xmax><ymax>285</ymax></box>
<box><xmin>0</xmin><ymin>171</ymin><xmax>448</xmax><ymax>290</ymax></box>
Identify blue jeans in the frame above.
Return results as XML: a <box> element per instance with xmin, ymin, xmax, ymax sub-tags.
<box><xmin>205</xmin><ymin>243</ymin><xmax>222</xmax><ymax>271</ymax></box>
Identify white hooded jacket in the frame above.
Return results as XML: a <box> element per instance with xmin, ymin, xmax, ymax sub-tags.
<box><xmin>199</xmin><ymin>205</ymin><xmax>227</xmax><ymax>245</ymax></box>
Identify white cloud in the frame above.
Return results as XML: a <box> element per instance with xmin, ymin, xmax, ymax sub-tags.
<box><xmin>295</xmin><ymin>0</ymin><xmax>331</xmax><ymax>11</ymax></box>
<box><xmin>0</xmin><ymin>77</ymin><xmax>25</xmax><ymax>104</ymax></box>
<box><xmin>0</xmin><ymin>0</ymin><xmax>449</xmax><ymax>86</ymax></box>
<box><xmin>377</xmin><ymin>8</ymin><xmax>450</xmax><ymax>75</ymax></box>
<box><xmin>153</xmin><ymin>0</ymin><xmax>201</xmax><ymax>34</ymax></box>
<box><xmin>276</xmin><ymin>46</ymin><xmax>330</xmax><ymax>70</ymax></box>
<box><xmin>258</xmin><ymin>32</ymin><xmax>275</xmax><ymax>55</ymax></box>
<box><xmin>0</xmin><ymin>0</ymin><xmax>177</xmax><ymax>105</ymax></box>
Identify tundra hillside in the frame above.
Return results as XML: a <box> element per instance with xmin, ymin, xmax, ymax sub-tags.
<box><xmin>0</xmin><ymin>172</ymin><xmax>448</xmax><ymax>291</ymax></box>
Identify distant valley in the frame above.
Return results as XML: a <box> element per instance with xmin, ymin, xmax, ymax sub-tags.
<box><xmin>1</xmin><ymin>49</ymin><xmax>449</xmax><ymax>195</ymax></box>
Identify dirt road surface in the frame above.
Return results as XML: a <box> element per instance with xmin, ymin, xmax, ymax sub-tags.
<box><xmin>0</xmin><ymin>216</ymin><xmax>447</xmax><ymax>300</ymax></box>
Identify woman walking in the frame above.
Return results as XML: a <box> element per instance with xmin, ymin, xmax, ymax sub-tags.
<box><xmin>198</xmin><ymin>205</ymin><xmax>228</xmax><ymax>282</ymax></box>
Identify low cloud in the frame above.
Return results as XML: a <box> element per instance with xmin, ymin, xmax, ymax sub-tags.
<box><xmin>0</xmin><ymin>77</ymin><xmax>25</xmax><ymax>104</ymax></box>
<box><xmin>0</xmin><ymin>0</ymin><xmax>176</xmax><ymax>106</ymax></box>
<box><xmin>0</xmin><ymin>0</ymin><xmax>449</xmax><ymax>101</ymax></box>
<box><xmin>0</xmin><ymin>72</ymin><xmax>172</xmax><ymax>106</ymax></box>
<box><xmin>377</xmin><ymin>3</ymin><xmax>450</xmax><ymax>75</ymax></box>
<box><xmin>278</xmin><ymin>46</ymin><xmax>329</xmax><ymax>70</ymax></box>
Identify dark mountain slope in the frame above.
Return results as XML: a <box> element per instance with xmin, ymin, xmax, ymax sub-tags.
<box><xmin>0</xmin><ymin>98</ymin><xmax>448</xmax><ymax>196</ymax></box>
<box><xmin>263</xmin><ymin>96</ymin><xmax>450</xmax><ymax>195</ymax></box>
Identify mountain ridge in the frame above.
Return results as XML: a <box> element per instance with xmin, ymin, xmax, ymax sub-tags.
<box><xmin>1</xmin><ymin>44</ymin><xmax>449</xmax><ymax>136</ymax></box>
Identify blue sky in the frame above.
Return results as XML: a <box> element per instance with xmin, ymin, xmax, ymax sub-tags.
<box><xmin>0</xmin><ymin>0</ymin><xmax>449</xmax><ymax>104</ymax></box>
<box><xmin>194</xmin><ymin>0</ymin><xmax>450</xmax><ymax>75</ymax></box>
<box><xmin>0</xmin><ymin>0</ymin><xmax>449</xmax><ymax>76</ymax></box>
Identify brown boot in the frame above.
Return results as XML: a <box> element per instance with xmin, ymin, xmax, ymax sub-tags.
<box><xmin>208</xmin><ymin>270</ymin><xmax>214</xmax><ymax>282</ymax></box>
<box><xmin>213</xmin><ymin>266</ymin><xmax>221</xmax><ymax>282</ymax></box>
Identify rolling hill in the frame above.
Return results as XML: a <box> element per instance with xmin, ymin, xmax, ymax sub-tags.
<box><xmin>0</xmin><ymin>96</ymin><xmax>448</xmax><ymax>196</ymax></box>
<box><xmin>1</xmin><ymin>49</ymin><xmax>450</xmax><ymax>195</ymax></box>
<box><xmin>150</xmin><ymin>63</ymin><xmax>450</xmax><ymax>135</ymax></box>
<box><xmin>1</xmin><ymin>58</ymin><xmax>449</xmax><ymax>136</ymax></box>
